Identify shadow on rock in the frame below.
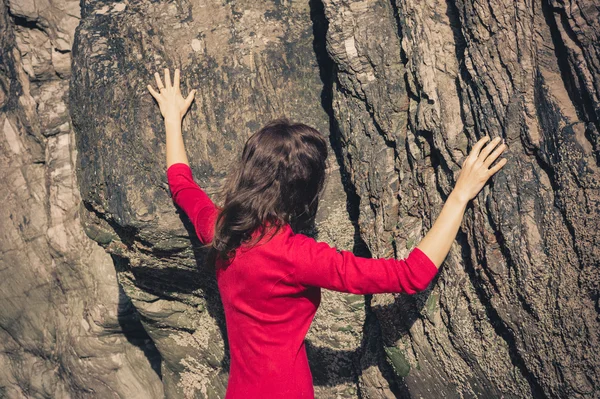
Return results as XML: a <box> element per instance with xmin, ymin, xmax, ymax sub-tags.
<box><xmin>115</xmin><ymin>270</ymin><xmax>164</xmax><ymax>378</ymax></box>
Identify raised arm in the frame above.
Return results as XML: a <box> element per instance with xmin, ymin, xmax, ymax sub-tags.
<box><xmin>292</xmin><ymin>135</ymin><xmax>508</xmax><ymax>295</ymax></box>
<box><xmin>148</xmin><ymin>68</ymin><xmax>217</xmax><ymax>243</ymax></box>
<box><xmin>292</xmin><ymin>234</ymin><xmax>439</xmax><ymax>295</ymax></box>
<box><xmin>416</xmin><ymin>135</ymin><xmax>507</xmax><ymax>267</ymax></box>
<box><xmin>166</xmin><ymin>163</ymin><xmax>218</xmax><ymax>243</ymax></box>
<box><xmin>147</xmin><ymin>67</ymin><xmax>196</xmax><ymax>168</ymax></box>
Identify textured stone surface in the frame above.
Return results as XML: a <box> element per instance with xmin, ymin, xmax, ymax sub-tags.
<box><xmin>1</xmin><ymin>0</ymin><xmax>599</xmax><ymax>397</ymax></box>
<box><xmin>0</xmin><ymin>0</ymin><xmax>163</xmax><ymax>397</ymax></box>
<box><xmin>319</xmin><ymin>0</ymin><xmax>600</xmax><ymax>398</ymax></box>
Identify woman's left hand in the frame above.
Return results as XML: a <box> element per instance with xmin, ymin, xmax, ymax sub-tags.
<box><xmin>147</xmin><ymin>68</ymin><xmax>196</xmax><ymax>121</ymax></box>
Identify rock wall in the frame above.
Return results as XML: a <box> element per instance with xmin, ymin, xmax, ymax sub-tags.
<box><xmin>319</xmin><ymin>0</ymin><xmax>599</xmax><ymax>397</ymax></box>
<box><xmin>1</xmin><ymin>0</ymin><xmax>598</xmax><ymax>398</ymax></box>
<box><xmin>0</xmin><ymin>0</ymin><xmax>163</xmax><ymax>397</ymax></box>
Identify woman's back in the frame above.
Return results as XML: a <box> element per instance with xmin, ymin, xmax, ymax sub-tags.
<box><xmin>167</xmin><ymin>162</ymin><xmax>439</xmax><ymax>398</ymax></box>
<box><xmin>216</xmin><ymin>224</ymin><xmax>320</xmax><ymax>398</ymax></box>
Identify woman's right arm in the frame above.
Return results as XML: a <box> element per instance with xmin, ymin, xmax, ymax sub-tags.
<box><xmin>416</xmin><ymin>135</ymin><xmax>507</xmax><ymax>267</ymax></box>
<box><xmin>292</xmin><ymin>235</ymin><xmax>439</xmax><ymax>295</ymax></box>
<box><xmin>292</xmin><ymin>135</ymin><xmax>508</xmax><ymax>295</ymax></box>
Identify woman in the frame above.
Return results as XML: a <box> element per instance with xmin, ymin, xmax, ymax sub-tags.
<box><xmin>147</xmin><ymin>68</ymin><xmax>507</xmax><ymax>398</ymax></box>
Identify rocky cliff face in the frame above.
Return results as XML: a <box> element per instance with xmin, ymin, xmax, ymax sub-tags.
<box><xmin>318</xmin><ymin>0</ymin><xmax>599</xmax><ymax>397</ymax></box>
<box><xmin>1</xmin><ymin>0</ymin><xmax>598</xmax><ymax>398</ymax></box>
<box><xmin>0</xmin><ymin>0</ymin><xmax>163</xmax><ymax>397</ymax></box>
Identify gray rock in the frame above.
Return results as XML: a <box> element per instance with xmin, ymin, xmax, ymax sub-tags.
<box><xmin>0</xmin><ymin>0</ymin><xmax>163</xmax><ymax>397</ymax></box>
<box><xmin>320</xmin><ymin>0</ymin><xmax>600</xmax><ymax>397</ymax></box>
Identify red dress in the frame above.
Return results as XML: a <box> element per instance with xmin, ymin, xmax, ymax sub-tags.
<box><xmin>167</xmin><ymin>163</ymin><xmax>439</xmax><ymax>398</ymax></box>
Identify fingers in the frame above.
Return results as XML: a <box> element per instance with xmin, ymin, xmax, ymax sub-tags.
<box><xmin>487</xmin><ymin>158</ymin><xmax>507</xmax><ymax>176</ymax></box>
<box><xmin>466</xmin><ymin>135</ymin><xmax>490</xmax><ymax>162</ymax></box>
<box><xmin>483</xmin><ymin>141</ymin><xmax>507</xmax><ymax>168</ymax></box>
<box><xmin>164</xmin><ymin>68</ymin><xmax>172</xmax><ymax>88</ymax></box>
<box><xmin>150</xmin><ymin>69</ymin><xmax>192</xmax><ymax>113</ymax></box>
<box><xmin>185</xmin><ymin>89</ymin><xmax>196</xmax><ymax>107</ymax></box>
<box><xmin>174</xmin><ymin>68</ymin><xmax>180</xmax><ymax>91</ymax></box>
<box><xmin>147</xmin><ymin>84</ymin><xmax>160</xmax><ymax>99</ymax></box>
<box><xmin>479</xmin><ymin>136</ymin><xmax>502</xmax><ymax>162</ymax></box>
<box><xmin>154</xmin><ymin>72</ymin><xmax>164</xmax><ymax>90</ymax></box>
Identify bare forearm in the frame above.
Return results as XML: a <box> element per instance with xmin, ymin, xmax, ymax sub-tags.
<box><xmin>414</xmin><ymin>135</ymin><xmax>509</xmax><ymax>269</ymax></box>
<box><xmin>147</xmin><ymin>68</ymin><xmax>196</xmax><ymax>168</ymax></box>
<box><xmin>416</xmin><ymin>191</ymin><xmax>468</xmax><ymax>269</ymax></box>
<box><xmin>165</xmin><ymin>117</ymin><xmax>189</xmax><ymax>168</ymax></box>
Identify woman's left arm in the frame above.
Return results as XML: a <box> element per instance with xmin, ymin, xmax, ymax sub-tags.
<box><xmin>147</xmin><ymin>67</ymin><xmax>196</xmax><ymax>168</ymax></box>
<box><xmin>164</xmin><ymin>117</ymin><xmax>189</xmax><ymax>168</ymax></box>
<box><xmin>166</xmin><ymin>163</ymin><xmax>218</xmax><ymax>244</ymax></box>
<box><xmin>148</xmin><ymin>68</ymin><xmax>217</xmax><ymax>244</ymax></box>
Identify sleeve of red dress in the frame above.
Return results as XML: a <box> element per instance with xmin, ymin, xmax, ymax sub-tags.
<box><xmin>292</xmin><ymin>234</ymin><xmax>439</xmax><ymax>295</ymax></box>
<box><xmin>166</xmin><ymin>163</ymin><xmax>218</xmax><ymax>244</ymax></box>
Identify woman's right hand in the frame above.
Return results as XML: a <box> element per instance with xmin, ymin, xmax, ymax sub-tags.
<box><xmin>452</xmin><ymin>135</ymin><xmax>508</xmax><ymax>203</ymax></box>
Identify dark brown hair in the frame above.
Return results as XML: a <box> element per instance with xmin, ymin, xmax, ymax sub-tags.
<box><xmin>207</xmin><ymin>117</ymin><xmax>328</xmax><ymax>267</ymax></box>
